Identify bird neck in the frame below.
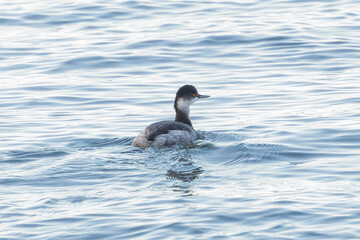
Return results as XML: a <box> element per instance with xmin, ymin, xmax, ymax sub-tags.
<box><xmin>174</xmin><ymin>98</ymin><xmax>192</xmax><ymax>126</ymax></box>
<box><xmin>175</xmin><ymin>109</ymin><xmax>192</xmax><ymax>126</ymax></box>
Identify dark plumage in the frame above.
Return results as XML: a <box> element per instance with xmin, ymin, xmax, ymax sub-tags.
<box><xmin>174</xmin><ymin>85</ymin><xmax>199</xmax><ymax>126</ymax></box>
<box><xmin>132</xmin><ymin>85</ymin><xmax>210</xmax><ymax>148</ymax></box>
<box><xmin>146</xmin><ymin>121</ymin><xmax>194</xmax><ymax>141</ymax></box>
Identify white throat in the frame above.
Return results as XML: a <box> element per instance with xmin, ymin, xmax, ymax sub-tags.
<box><xmin>176</xmin><ymin>97</ymin><xmax>197</xmax><ymax>115</ymax></box>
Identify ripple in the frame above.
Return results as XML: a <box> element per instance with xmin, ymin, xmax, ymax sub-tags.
<box><xmin>0</xmin><ymin>17</ymin><xmax>20</xmax><ymax>25</ymax></box>
<box><xmin>5</xmin><ymin>149</ymin><xmax>68</xmax><ymax>163</ymax></box>
<box><xmin>22</xmin><ymin>14</ymin><xmax>49</xmax><ymax>21</ymax></box>
<box><xmin>99</xmin><ymin>11</ymin><xmax>131</xmax><ymax>19</ymax></box>
<box><xmin>68</xmin><ymin>137</ymin><xmax>132</xmax><ymax>149</ymax></box>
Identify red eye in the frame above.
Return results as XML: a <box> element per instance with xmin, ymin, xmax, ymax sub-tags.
<box><xmin>192</xmin><ymin>93</ymin><xmax>196</xmax><ymax>97</ymax></box>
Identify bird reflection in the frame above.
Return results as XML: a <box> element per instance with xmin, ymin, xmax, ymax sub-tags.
<box><xmin>165</xmin><ymin>157</ymin><xmax>203</xmax><ymax>182</ymax></box>
<box><xmin>166</xmin><ymin>156</ymin><xmax>203</xmax><ymax>196</ymax></box>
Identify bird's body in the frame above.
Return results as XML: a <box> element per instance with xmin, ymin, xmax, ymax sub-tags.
<box><xmin>132</xmin><ymin>120</ymin><xmax>198</xmax><ymax>148</ymax></box>
<box><xmin>132</xmin><ymin>85</ymin><xmax>209</xmax><ymax>148</ymax></box>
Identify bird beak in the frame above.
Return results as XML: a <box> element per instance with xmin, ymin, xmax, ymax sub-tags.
<box><xmin>197</xmin><ymin>94</ymin><xmax>210</xmax><ymax>99</ymax></box>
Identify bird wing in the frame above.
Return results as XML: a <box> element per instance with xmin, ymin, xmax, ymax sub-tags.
<box><xmin>146</xmin><ymin>121</ymin><xmax>193</xmax><ymax>141</ymax></box>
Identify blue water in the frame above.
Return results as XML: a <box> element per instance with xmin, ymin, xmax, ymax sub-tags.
<box><xmin>1</xmin><ymin>0</ymin><xmax>360</xmax><ymax>239</ymax></box>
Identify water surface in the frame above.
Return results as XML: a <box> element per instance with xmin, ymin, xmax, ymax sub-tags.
<box><xmin>1</xmin><ymin>0</ymin><xmax>360</xmax><ymax>239</ymax></box>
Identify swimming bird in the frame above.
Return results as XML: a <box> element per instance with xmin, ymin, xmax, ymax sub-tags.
<box><xmin>132</xmin><ymin>85</ymin><xmax>210</xmax><ymax>148</ymax></box>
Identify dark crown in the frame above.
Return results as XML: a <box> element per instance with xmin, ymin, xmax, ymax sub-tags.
<box><xmin>176</xmin><ymin>85</ymin><xmax>198</xmax><ymax>99</ymax></box>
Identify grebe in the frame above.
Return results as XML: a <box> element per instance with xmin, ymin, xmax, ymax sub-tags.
<box><xmin>132</xmin><ymin>85</ymin><xmax>210</xmax><ymax>148</ymax></box>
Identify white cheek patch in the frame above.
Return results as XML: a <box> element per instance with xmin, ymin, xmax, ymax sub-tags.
<box><xmin>191</xmin><ymin>97</ymin><xmax>198</xmax><ymax>104</ymax></box>
<box><xmin>177</xmin><ymin>97</ymin><xmax>197</xmax><ymax>113</ymax></box>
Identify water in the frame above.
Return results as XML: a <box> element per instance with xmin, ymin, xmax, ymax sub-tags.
<box><xmin>1</xmin><ymin>0</ymin><xmax>360</xmax><ymax>239</ymax></box>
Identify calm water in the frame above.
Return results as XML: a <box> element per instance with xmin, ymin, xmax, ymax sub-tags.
<box><xmin>1</xmin><ymin>0</ymin><xmax>360</xmax><ymax>239</ymax></box>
